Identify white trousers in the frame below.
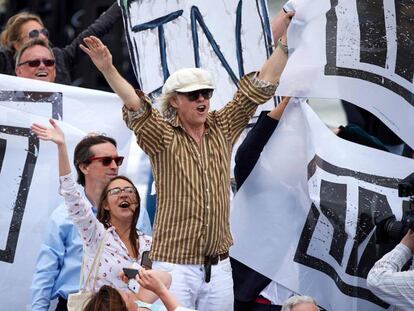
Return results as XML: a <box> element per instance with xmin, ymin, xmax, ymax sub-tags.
<box><xmin>153</xmin><ymin>258</ymin><xmax>234</xmax><ymax>311</ymax></box>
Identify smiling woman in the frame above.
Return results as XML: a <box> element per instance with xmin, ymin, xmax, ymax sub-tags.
<box><xmin>30</xmin><ymin>118</ymin><xmax>171</xmax><ymax>309</ymax></box>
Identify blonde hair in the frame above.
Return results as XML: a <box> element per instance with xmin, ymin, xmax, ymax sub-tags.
<box><xmin>0</xmin><ymin>12</ymin><xmax>44</xmax><ymax>53</ymax></box>
<box><xmin>156</xmin><ymin>92</ymin><xmax>177</xmax><ymax>118</ymax></box>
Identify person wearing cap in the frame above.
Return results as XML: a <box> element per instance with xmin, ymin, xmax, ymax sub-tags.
<box><xmin>80</xmin><ymin>18</ymin><xmax>291</xmax><ymax>309</ymax></box>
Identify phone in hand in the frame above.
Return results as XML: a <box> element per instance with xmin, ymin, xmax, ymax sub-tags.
<box><xmin>123</xmin><ymin>267</ymin><xmax>140</xmax><ymax>293</ymax></box>
<box><xmin>141</xmin><ymin>251</ymin><xmax>152</xmax><ymax>269</ymax></box>
<box><xmin>123</xmin><ymin>267</ymin><xmax>139</xmax><ymax>279</ymax></box>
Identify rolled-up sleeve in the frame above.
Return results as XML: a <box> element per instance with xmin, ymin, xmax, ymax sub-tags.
<box><xmin>122</xmin><ymin>92</ymin><xmax>173</xmax><ymax>156</ymax></box>
<box><xmin>216</xmin><ymin>72</ymin><xmax>277</xmax><ymax>145</ymax></box>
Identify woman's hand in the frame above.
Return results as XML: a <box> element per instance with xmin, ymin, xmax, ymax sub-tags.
<box><xmin>31</xmin><ymin>118</ymin><xmax>65</xmax><ymax>146</ymax></box>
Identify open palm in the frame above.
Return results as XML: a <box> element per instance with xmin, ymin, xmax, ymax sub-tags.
<box><xmin>31</xmin><ymin>119</ymin><xmax>65</xmax><ymax>146</ymax></box>
<box><xmin>80</xmin><ymin>36</ymin><xmax>113</xmax><ymax>72</ymax></box>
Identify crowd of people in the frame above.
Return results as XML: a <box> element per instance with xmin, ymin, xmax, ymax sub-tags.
<box><xmin>1</xmin><ymin>1</ymin><xmax>413</xmax><ymax>311</ymax></box>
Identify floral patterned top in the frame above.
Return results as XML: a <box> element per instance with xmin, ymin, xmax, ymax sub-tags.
<box><xmin>59</xmin><ymin>173</ymin><xmax>152</xmax><ymax>292</ymax></box>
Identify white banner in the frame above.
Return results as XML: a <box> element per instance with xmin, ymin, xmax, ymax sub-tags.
<box><xmin>230</xmin><ymin>99</ymin><xmax>414</xmax><ymax>311</ymax></box>
<box><xmin>118</xmin><ymin>0</ymin><xmax>276</xmax><ymax>113</ymax></box>
<box><xmin>277</xmin><ymin>0</ymin><xmax>414</xmax><ymax>148</ymax></box>
<box><xmin>0</xmin><ymin>75</ymin><xmax>149</xmax><ymax>310</ymax></box>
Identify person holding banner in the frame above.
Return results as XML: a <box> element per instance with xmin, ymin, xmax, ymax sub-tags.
<box><xmin>0</xmin><ymin>2</ymin><xmax>121</xmax><ymax>84</ymax></box>
<box><xmin>232</xmin><ymin>97</ymin><xmax>298</xmax><ymax>311</ymax></box>
<box><xmin>79</xmin><ymin>15</ymin><xmax>290</xmax><ymax>307</ymax></box>
<box><xmin>31</xmin><ymin>119</ymin><xmax>170</xmax><ymax>310</ymax></box>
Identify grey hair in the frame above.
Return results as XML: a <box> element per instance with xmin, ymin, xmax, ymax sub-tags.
<box><xmin>281</xmin><ymin>296</ymin><xmax>320</xmax><ymax>311</ymax></box>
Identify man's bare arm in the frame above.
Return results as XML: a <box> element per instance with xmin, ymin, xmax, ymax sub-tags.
<box><xmin>258</xmin><ymin>11</ymin><xmax>294</xmax><ymax>85</ymax></box>
<box><xmin>80</xmin><ymin>36</ymin><xmax>142</xmax><ymax>111</ymax></box>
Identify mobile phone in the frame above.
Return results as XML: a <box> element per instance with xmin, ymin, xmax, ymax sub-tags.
<box><xmin>123</xmin><ymin>267</ymin><xmax>139</xmax><ymax>279</ymax></box>
<box><xmin>141</xmin><ymin>251</ymin><xmax>152</xmax><ymax>269</ymax></box>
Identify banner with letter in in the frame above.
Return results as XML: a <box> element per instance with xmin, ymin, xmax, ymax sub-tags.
<box><xmin>277</xmin><ymin>0</ymin><xmax>414</xmax><ymax>148</ymax></box>
<box><xmin>230</xmin><ymin>99</ymin><xmax>414</xmax><ymax>311</ymax></box>
<box><xmin>118</xmin><ymin>0</ymin><xmax>276</xmax><ymax>112</ymax></box>
<box><xmin>0</xmin><ymin>74</ymin><xmax>149</xmax><ymax>310</ymax></box>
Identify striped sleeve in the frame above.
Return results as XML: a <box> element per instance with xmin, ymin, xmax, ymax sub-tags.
<box><xmin>216</xmin><ymin>72</ymin><xmax>277</xmax><ymax>145</ymax></box>
<box><xmin>367</xmin><ymin>243</ymin><xmax>414</xmax><ymax>309</ymax></box>
<box><xmin>122</xmin><ymin>93</ymin><xmax>173</xmax><ymax>156</ymax></box>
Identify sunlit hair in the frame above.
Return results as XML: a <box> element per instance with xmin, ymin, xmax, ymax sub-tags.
<box><xmin>0</xmin><ymin>12</ymin><xmax>44</xmax><ymax>52</ymax></box>
<box><xmin>97</xmin><ymin>176</ymin><xmax>141</xmax><ymax>258</ymax></box>
<box><xmin>15</xmin><ymin>38</ymin><xmax>54</xmax><ymax>69</ymax></box>
<box><xmin>156</xmin><ymin>91</ymin><xmax>177</xmax><ymax>119</ymax></box>
<box><xmin>73</xmin><ymin>134</ymin><xmax>117</xmax><ymax>187</ymax></box>
<box><xmin>83</xmin><ymin>285</ymin><xmax>128</xmax><ymax>311</ymax></box>
<box><xmin>281</xmin><ymin>296</ymin><xmax>320</xmax><ymax>311</ymax></box>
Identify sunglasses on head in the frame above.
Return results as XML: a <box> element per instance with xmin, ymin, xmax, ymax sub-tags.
<box><xmin>88</xmin><ymin>156</ymin><xmax>124</xmax><ymax>167</ymax></box>
<box><xmin>107</xmin><ymin>186</ymin><xmax>135</xmax><ymax>196</ymax></box>
<box><xmin>177</xmin><ymin>89</ymin><xmax>213</xmax><ymax>101</ymax></box>
<box><xmin>17</xmin><ymin>58</ymin><xmax>55</xmax><ymax>67</ymax></box>
<box><xmin>28</xmin><ymin>28</ymin><xmax>49</xmax><ymax>39</ymax></box>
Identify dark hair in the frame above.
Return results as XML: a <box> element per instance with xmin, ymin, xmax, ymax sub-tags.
<box><xmin>83</xmin><ymin>285</ymin><xmax>128</xmax><ymax>311</ymax></box>
<box><xmin>0</xmin><ymin>12</ymin><xmax>44</xmax><ymax>52</ymax></box>
<box><xmin>15</xmin><ymin>38</ymin><xmax>54</xmax><ymax>67</ymax></box>
<box><xmin>73</xmin><ymin>134</ymin><xmax>117</xmax><ymax>187</ymax></box>
<box><xmin>97</xmin><ymin>175</ymin><xmax>141</xmax><ymax>258</ymax></box>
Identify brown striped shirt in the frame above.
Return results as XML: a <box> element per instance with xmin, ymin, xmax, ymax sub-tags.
<box><xmin>122</xmin><ymin>72</ymin><xmax>276</xmax><ymax>264</ymax></box>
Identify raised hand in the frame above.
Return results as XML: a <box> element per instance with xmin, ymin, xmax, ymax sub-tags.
<box><xmin>80</xmin><ymin>36</ymin><xmax>113</xmax><ymax>73</ymax></box>
<box><xmin>31</xmin><ymin>118</ymin><xmax>65</xmax><ymax>146</ymax></box>
<box><xmin>271</xmin><ymin>9</ymin><xmax>295</xmax><ymax>43</ymax></box>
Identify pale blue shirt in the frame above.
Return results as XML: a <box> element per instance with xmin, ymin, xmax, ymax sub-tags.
<box><xmin>31</xmin><ymin>190</ymin><xmax>152</xmax><ymax>311</ymax></box>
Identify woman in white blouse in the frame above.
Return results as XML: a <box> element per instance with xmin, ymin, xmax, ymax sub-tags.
<box><xmin>31</xmin><ymin>119</ymin><xmax>170</xmax><ymax>308</ymax></box>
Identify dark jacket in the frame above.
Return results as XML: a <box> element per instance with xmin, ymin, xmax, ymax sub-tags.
<box><xmin>232</xmin><ymin>111</ymin><xmax>279</xmax><ymax>308</ymax></box>
<box><xmin>0</xmin><ymin>2</ymin><xmax>121</xmax><ymax>85</ymax></box>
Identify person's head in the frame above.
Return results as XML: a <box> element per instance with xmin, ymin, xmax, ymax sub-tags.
<box><xmin>158</xmin><ymin>68</ymin><xmax>214</xmax><ymax>127</ymax></box>
<box><xmin>74</xmin><ymin>134</ymin><xmax>121</xmax><ymax>188</ymax></box>
<box><xmin>15</xmin><ymin>39</ymin><xmax>55</xmax><ymax>82</ymax></box>
<box><xmin>281</xmin><ymin>296</ymin><xmax>320</xmax><ymax>311</ymax></box>
<box><xmin>83</xmin><ymin>285</ymin><xmax>137</xmax><ymax>311</ymax></box>
<box><xmin>0</xmin><ymin>12</ymin><xmax>48</xmax><ymax>53</ymax></box>
<box><xmin>98</xmin><ymin>175</ymin><xmax>141</xmax><ymax>257</ymax></box>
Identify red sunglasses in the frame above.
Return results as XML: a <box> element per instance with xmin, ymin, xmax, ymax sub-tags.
<box><xmin>88</xmin><ymin>156</ymin><xmax>124</xmax><ymax>167</ymax></box>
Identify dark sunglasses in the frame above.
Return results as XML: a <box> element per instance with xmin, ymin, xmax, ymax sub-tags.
<box><xmin>88</xmin><ymin>156</ymin><xmax>124</xmax><ymax>167</ymax></box>
<box><xmin>107</xmin><ymin>186</ymin><xmax>135</xmax><ymax>196</ymax></box>
<box><xmin>177</xmin><ymin>89</ymin><xmax>213</xmax><ymax>101</ymax></box>
<box><xmin>17</xmin><ymin>59</ymin><xmax>55</xmax><ymax>67</ymax></box>
<box><xmin>28</xmin><ymin>28</ymin><xmax>49</xmax><ymax>39</ymax></box>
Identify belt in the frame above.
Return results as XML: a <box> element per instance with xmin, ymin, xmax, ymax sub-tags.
<box><xmin>204</xmin><ymin>251</ymin><xmax>229</xmax><ymax>265</ymax></box>
<box><xmin>204</xmin><ymin>251</ymin><xmax>229</xmax><ymax>283</ymax></box>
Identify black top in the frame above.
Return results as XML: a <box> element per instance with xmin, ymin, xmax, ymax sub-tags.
<box><xmin>232</xmin><ymin>111</ymin><xmax>279</xmax><ymax>305</ymax></box>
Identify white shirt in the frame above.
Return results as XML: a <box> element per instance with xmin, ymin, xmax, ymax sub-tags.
<box><xmin>367</xmin><ymin>243</ymin><xmax>414</xmax><ymax>311</ymax></box>
<box><xmin>60</xmin><ymin>174</ymin><xmax>152</xmax><ymax>292</ymax></box>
